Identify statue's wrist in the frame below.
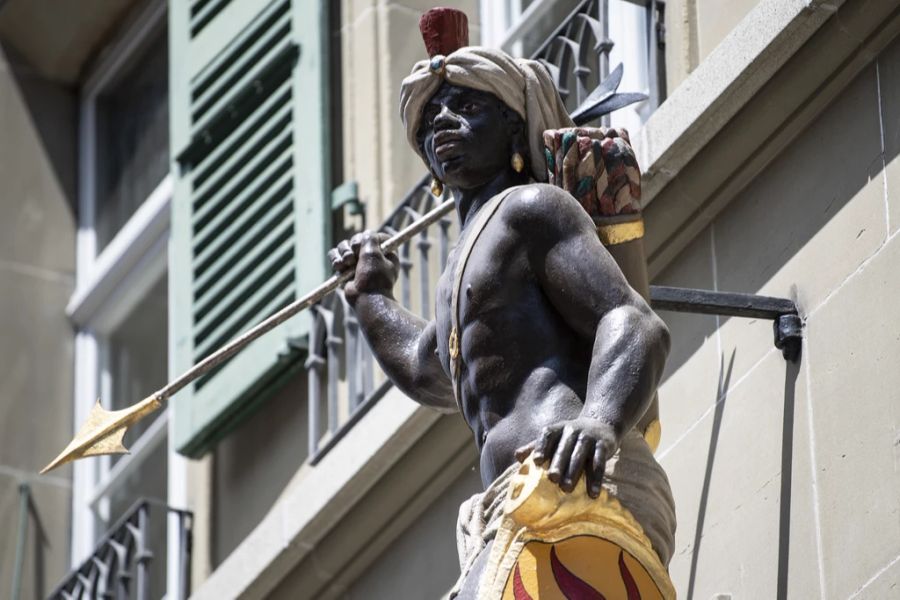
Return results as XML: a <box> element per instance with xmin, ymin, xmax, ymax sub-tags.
<box><xmin>352</xmin><ymin>288</ymin><xmax>397</xmax><ymax>306</ymax></box>
<box><xmin>579</xmin><ymin>408</ymin><xmax>623</xmax><ymax>437</ymax></box>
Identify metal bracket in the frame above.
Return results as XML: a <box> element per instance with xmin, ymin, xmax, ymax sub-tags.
<box><xmin>649</xmin><ymin>285</ymin><xmax>803</xmax><ymax>362</ymax></box>
<box><xmin>331</xmin><ymin>180</ymin><xmax>364</xmax><ymax>216</ymax></box>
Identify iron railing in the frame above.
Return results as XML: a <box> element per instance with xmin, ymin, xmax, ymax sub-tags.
<box><xmin>50</xmin><ymin>500</ymin><xmax>192</xmax><ymax>600</ymax></box>
<box><xmin>306</xmin><ymin>0</ymin><xmax>667</xmax><ymax>459</ymax></box>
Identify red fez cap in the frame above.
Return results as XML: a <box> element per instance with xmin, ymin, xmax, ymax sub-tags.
<box><xmin>419</xmin><ymin>7</ymin><xmax>469</xmax><ymax>57</ymax></box>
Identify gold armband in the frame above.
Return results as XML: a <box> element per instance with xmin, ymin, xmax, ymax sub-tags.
<box><xmin>597</xmin><ymin>218</ymin><xmax>644</xmax><ymax>246</ymax></box>
<box><xmin>642</xmin><ymin>418</ymin><xmax>661</xmax><ymax>453</ymax></box>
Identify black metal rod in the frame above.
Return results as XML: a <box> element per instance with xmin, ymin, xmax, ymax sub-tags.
<box><xmin>649</xmin><ymin>285</ymin><xmax>797</xmax><ymax>320</ymax></box>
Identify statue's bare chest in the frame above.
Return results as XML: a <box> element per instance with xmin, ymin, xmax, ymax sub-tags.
<box><xmin>433</xmin><ymin>218</ymin><xmax>530</xmax><ymax>377</ymax></box>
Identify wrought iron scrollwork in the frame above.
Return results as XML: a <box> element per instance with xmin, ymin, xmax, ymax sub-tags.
<box><xmin>50</xmin><ymin>501</ymin><xmax>192</xmax><ymax>600</ymax></box>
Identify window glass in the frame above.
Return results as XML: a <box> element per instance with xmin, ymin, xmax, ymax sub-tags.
<box><xmin>514</xmin><ymin>0</ymin><xmax>581</xmax><ymax>57</ymax></box>
<box><xmin>99</xmin><ymin>275</ymin><xmax>168</xmax><ymax>597</ymax></box>
<box><xmin>94</xmin><ymin>31</ymin><xmax>169</xmax><ymax>251</ymax></box>
<box><xmin>108</xmin><ymin>276</ymin><xmax>168</xmax><ymax>447</ymax></box>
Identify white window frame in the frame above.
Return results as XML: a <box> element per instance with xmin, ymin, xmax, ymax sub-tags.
<box><xmin>69</xmin><ymin>0</ymin><xmax>187</xmax><ymax>596</ymax></box>
<box><xmin>479</xmin><ymin>0</ymin><xmax>654</xmax><ymax>134</ymax></box>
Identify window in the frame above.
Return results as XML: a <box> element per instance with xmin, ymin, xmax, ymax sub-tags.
<box><xmin>480</xmin><ymin>0</ymin><xmax>663</xmax><ymax>134</ymax></box>
<box><xmin>68</xmin><ymin>0</ymin><xmax>187</xmax><ymax>596</ymax></box>
<box><xmin>94</xmin><ymin>32</ymin><xmax>169</xmax><ymax>251</ymax></box>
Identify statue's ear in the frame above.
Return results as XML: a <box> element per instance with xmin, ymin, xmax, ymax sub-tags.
<box><xmin>504</xmin><ymin>111</ymin><xmax>528</xmax><ymax>153</ymax></box>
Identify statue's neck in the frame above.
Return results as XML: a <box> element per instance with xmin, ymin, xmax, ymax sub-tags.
<box><xmin>451</xmin><ymin>169</ymin><xmax>530</xmax><ymax>228</ymax></box>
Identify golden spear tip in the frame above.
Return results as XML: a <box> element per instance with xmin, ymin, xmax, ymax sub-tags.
<box><xmin>40</xmin><ymin>396</ymin><xmax>163</xmax><ymax>474</ymax></box>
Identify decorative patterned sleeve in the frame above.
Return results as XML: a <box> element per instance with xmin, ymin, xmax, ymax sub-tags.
<box><xmin>542</xmin><ymin>127</ymin><xmax>644</xmax><ymax>245</ymax></box>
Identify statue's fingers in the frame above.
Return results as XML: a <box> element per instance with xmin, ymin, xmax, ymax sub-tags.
<box><xmin>533</xmin><ymin>426</ymin><xmax>562</xmax><ymax>465</ymax></box>
<box><xmin>587</xmin><ymin>445</ymin><xmax>608</xmax><ymax>499</ymax></box>
<box><xmin>327</xmin><ymin>248</ymin><xmax>341</xmax><ymax>269</ymax></box>
<box><xmin>329</xmin><ymin>247</ymin><xmax>354</xmax><ymax>272</ymax></box>
<box><xmin>350</xmin><ymin>231</ymin><xmax>377</xmax><ymax>254</ymax></box>
<box><xmin>375</xmin><ymin>231</ymin><xmax>392</xmax><ymax>246</ymax></box>
<box><xmin>548</xmin><ymin>426</ymin><xmax>578</xmax><ymax>484</ymax></box>
<box><xmin>340</xmin><ymin>247</ymin><xmax>357</xmax><ymax>268</ymax></box>
<box><xmin>514</xmin><ymin>441</ymin><xmax>536</xmax><ymax>463</ymax></box>
<box><xmin>562</xmin><ymin>434</ymin><xmax>593</xmax><ymax>493</ymax></box>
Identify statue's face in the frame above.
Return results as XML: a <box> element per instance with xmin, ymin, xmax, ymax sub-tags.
<box><xmin>417</xmin><ymin>82</ymin><xmax>522</xmax><ymax>189</ymax></box>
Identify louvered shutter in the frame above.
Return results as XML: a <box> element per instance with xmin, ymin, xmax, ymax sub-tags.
<box><xmin>169</xmin><ymin>0</ymin><xmax>331</xmax><ymax>457</ymax></box>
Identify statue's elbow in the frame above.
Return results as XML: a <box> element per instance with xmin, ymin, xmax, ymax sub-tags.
<box><xmin>653</xmin><ymin>313</ymin><xmax>671</xmax><ymax>359</ymax></box>
<box><xmin>636</xmin><ymin>307</ymin><xmax>670</xmax><ymax>368</ymax></box>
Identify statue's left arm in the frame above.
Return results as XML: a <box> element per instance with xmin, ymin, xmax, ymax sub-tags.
<box><xmin>508</xmin><ymin>185</ymin><xmax>670</xmax><ymax>498</ymax></box>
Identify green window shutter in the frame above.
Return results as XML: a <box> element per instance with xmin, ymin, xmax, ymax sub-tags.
<box><xmin>169</xmin><ymin>0</ymin><xmax>331</xmax><ymax>457</ymax></box>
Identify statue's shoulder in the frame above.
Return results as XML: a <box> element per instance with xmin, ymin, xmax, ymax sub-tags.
<box><xmin>501</xmin><ymin>183</ymin><xmax>593</xmax><ymax>235</ymax></box>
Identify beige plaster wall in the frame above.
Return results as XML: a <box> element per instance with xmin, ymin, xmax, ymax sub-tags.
<box><xmin>210</xmin><ymin>371</ymin><xmax>310</xmax><ymax>567</ymax></box>
<box><xmin>654</xmin><ymin>36</ymin><xmax>900</xmax><ymax>598</ymax></box>
<box><xmin>345</xmin><ymin>460</ymin><xmax>482</xmax><ymax>599</ymax></box>
<box><xmin>0</xmin><ymin>43</ymin><xmax>76</xmax><ymax>598</ymax></box>
<box><xmin>664</xmin><ymin>0</ymin><xmax>762</xmax><ymax>94</ymax></box>
<box><xmin>339</xmin><ymin>0</ymin><xmax>480</xmax><ymax>226</ymax></box>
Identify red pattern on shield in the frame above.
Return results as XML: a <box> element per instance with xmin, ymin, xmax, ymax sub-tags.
<box><xmin>619</xmin><ymin>549</ymin><xmax>643</xmax><ymax>600</ymax></box>
<box><xmin>513</xmin><ymin>564</ymin><xmax>534</xmax><ymax>600</ymax></box>
<box><xmin>550</xmin><ymin>546</ymin><xmax>606</xmax><ymax>600</ymax></box>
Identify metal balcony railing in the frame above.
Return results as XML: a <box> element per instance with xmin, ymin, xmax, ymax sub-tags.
<box><xmin>307</xmin><ymin>0</ymin><xmax>667</xmax><ymax>460</ymax></box>
<box><xmin>50</xmin><ymin>500</ymin><xmax>192</xmax><ymax>600</ymax></box>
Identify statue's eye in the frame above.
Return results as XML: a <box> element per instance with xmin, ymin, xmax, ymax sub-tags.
<box><xmin>423</xmin><ymin>107</ymin><xmax>439</xmax><ymax>123</ymax></box>
<box><xmin>459</xmin><ymin>102</ymin><xmax>477</xmax><ymax>114</ymax></box>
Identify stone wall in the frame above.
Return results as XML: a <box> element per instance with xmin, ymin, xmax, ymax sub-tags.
<box><xmin>665</xmin><ymin>0</ymin><xmax>762</xmax><ymax>94</ymax></box>
<box><xmin>655</xmin><ymin>35</ymin><xmax>900</xmax><ymax>599</ymax></box>
<box><xmin>346</xmin><ymin>461</ymin><xmax>482</xmax><ymax>599</ymax></box>
<box><xmin>211</xmin><ymin>371</ymin><xmax>311</xmax><ymax>567</ymax></box>
<box><xmin>0</xmin><ymin>43</ymin><xmax>76</xmax><ymax>598</ymax></box>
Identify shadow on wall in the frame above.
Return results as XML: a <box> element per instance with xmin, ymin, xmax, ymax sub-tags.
<box><xmin>685</xmin><ymin>351</ymin><xmax>734</xmax><ymax>600</ymax></box>
<box><xmin>679</xmin><ymin>351</ymin><xmax>800</xmax><ymax>600</ymax></box>
<box><xmin>775</xmin><ymin>358</ymin><xmax>800</xmax><ymax>600</ymax></box>
<box><xmin>1</xmin><ymin>41</ymin><xmax>77</xmax><ymax>218</ymax></box>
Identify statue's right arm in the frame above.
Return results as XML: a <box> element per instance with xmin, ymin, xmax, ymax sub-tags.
<box><xmin>328</xmin><ymin>231</ymin><xmax>456</xmax><ymax>412</ymax></box>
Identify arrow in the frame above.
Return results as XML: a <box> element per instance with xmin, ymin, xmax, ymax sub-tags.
<box><xmin>41</xmin><ymin>198</ymin><xmax>455</xmax><ymax>474</ymax></box>
<box><xmin>569</xmin><ymin>63</ymin><xmax>648</xmax><ymax>126</ymax></box>
<box><xmin>42</xmin><ymin>66</ymin><xmax>647</xmax><ymax>474</ymax></box>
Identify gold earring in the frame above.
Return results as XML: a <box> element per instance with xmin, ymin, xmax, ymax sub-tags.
<box><xmin>431</xmin><ymin>177</ymin><xmax>444</xmax><ymax>196</ymax></box>
<box><xmin>511</xmin><ymin>152</ymin><xmax>525</xmax><ymax>173</ymax></box>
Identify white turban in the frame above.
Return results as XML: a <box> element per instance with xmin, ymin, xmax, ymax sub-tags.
<box><xmin>399</xmin><ymin>47</ymin><xmax>574</xmax><ymax>182</ymax></box>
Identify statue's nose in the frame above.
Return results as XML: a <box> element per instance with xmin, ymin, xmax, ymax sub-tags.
<box><xmin>433</xmin><ymin>104</ymin><xmax>460</xmax><ymax>130</ymax></box>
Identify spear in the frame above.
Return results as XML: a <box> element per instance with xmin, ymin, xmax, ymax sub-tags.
<box><xmin>42</xmin><ymin>71</ymin><xmax>646</xmax><ymax>474</ymax></box>
<box><xmin>41</xmin><ymin>198</ymin><xmax>455</xmax><ymax>474</ymax></box>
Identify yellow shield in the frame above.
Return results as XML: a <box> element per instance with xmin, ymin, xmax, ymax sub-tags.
<box><xmin>478</xmin><ymin>457</ymin><xmax>675</xmax><ymax>600</ymax></box>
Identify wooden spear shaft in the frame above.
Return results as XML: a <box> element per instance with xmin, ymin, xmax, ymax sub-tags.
<box><xmin>163</xmin><ymin>197</ymin><xmax>454</xmax><ymax>400</ymax></box>
<box><xmin>41</xmin><ymin>198</ymin><xmax>455</xmax><ymax>473</ymax></box>
<box><xmin>42</xmin><ymin>77</ymin><xmax>643</xmax><ymax>474</ymax></box>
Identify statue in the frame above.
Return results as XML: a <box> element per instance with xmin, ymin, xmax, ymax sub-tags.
<box><xmin>329</xmin><ymin>7</ymin><xmax>676</xmax><ymax>599</ymax></box>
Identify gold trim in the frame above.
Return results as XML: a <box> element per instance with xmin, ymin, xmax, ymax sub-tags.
<box><xmin>449</xmin><ymin>327</ymin><xmax>460</xmax><ymax>360</ymax></box>
<box><xmin>478</xmin><ymin>455</ymin><xmax>675</xmax><ymax>599</ymax></box>
<box><xmin>597</xmin><ymin>219</ymin><xmax>644</xmax><ymax>246</ymax></box>
<box><xmin>643</xmin><ymin>419</ymin><xmax>662</xmax><ymax>454</ymax></box>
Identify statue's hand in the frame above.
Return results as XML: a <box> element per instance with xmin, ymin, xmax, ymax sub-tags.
<box><xmin>515</xmin><ymin>418</ymin><xmax>619</xmax><ymax>499</ymax></box>
<box><xmin>328</xmin><ymin>231</ymin><xmax>399</xmax><ymax>302</ymax></box>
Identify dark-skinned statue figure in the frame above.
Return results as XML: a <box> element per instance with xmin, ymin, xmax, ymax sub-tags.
<box><xmin>330</xmin><ymin>8</ymin><xmax>676</xmax><ymax>599</ymax></box>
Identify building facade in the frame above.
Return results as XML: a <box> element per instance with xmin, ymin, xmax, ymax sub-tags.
<box><xmin>0</xmin><ymin>0</ymin><xmax>898</xmax><ymax>598</ymax></box>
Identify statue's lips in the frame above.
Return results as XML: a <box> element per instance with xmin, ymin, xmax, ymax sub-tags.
<box><xmin>433</xmin><ymin>132</ymin><xmax>466</xmax><ymax>160</ymax></box>
<box><xmin>435</xmin><ymin>142</ymin><xmax>463</xmax><ymax>161</ymax></box>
